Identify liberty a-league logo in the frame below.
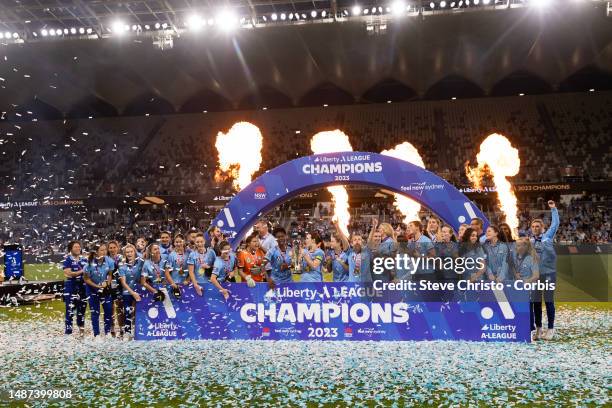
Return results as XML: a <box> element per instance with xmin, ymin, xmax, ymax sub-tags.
<box><xmin>147</xmin><ymin>288</ymin><xmax>177</xmax><ymax>319</ymax></box>
<box><xmin>254</xmin><ymin>185</ymin><xmax>267</xmax><ymax>200</ymax></box>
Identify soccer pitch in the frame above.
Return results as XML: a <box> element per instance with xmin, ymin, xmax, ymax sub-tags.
<box><xmin>0</xmin><ymin>299</ymin><xmax>609</xmax><ymax>407</ymax></box>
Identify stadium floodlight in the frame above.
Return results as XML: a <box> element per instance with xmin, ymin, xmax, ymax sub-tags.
<box><xmin>322</xmin><ymin>10</ymin><xmax>327</xmax><ymax>17</ymax></box>
<box><xmin>301</xmin><ymin>13</ymin><xmax>307</xmax><ymax>19</ymax></box>
<box><xmin>280</xmin><ymin>13</ymin><xmax>286</xmax><ymax>20</ymax></box>
<box><xmin>155</xmin><ymin>22</ymin><xmax>161</xmax><ymax>29</ymax></box>
<box><xmin>70</xmin><ymin>27</ymin><xmax>76</xmax><ymax>34</ymax></box>
<box><xmin>392</xmin><ymin>1</ymin><xmax>406</xmax><ymax>15</ymax></box>
<box><xmin>430</xmin><ymin>2</ymin><xmax>435</xmax><ymax>8</ymax></box>
<box><xmin>483</xmin><ymin>0</ymin><xmax>490</xmax><ymax>4</ymax></box>
<box><xmin>289</xmin><ymin>13</ymin><xmax>294</xmax><ymax>20</ymax></box>
<box><xmin>474</xmin><ymin>0</ymin><xmax>480</xmax><ymax>4</ymax></box>
<box><xmin>79</xmin><ymin>27</ymin><xmax>85</xmax><ymax>34</ymax></box>
<box><xmin>63</xmin><ymin>28</ymin><xmax>69</xmax><ymax>35</ymax></box>
<box><xmin>451</xmin><ymin>1</ymin><xmax>456</xmax><ymax>6</ymax></box>
<box><xmin>187</xmin><ymin>14</ymin><xmax>204</xmax><ymax>31</ymax></box>
<box><xmin>364</xmin><ymin>8</ymin><xmax>370</xmax><ymax>14</ymax></box>
<box><xmin>271</xmin><ymin>13</ymin><xmax>278</xmax><ymax>21</ymax></box>
<box><xmin>49</xmin><ymin>29</ymin><xmax>56</xmax><ymax>36</ymax></box>
<box><xmin>216</xmin><ymin>9</ymin><xmax>238</xmax><ymax>31</ymax></box>
<box><xmin>162</xmin><ymin>22</ymin><xmax>168</xmax><ymax>29</ymax></box>
<box><xmin>41</xmin><ymin>29</ymin><xmax>48</xmax><ymax>36</ymax></box>
<box><xmin>352</xmin><ymin>6</ymin><xmax>362</xmax><ymax>15</ymax></box>
<box><xmin>12</xmin><ymin>32</ymin><xmax>18</xmax><ymax>39</ymax></box>
<box><xmin>466</xmin><ymin>0</ymin><xmax>470</xmax><ymax>5</ymax></box>
<box><xmin>441</xmin><ymin>1</ymin><xmax>447</xmax><ymax>7</ymax></box>
<box><xmin>0</xmin><ymin>33</ymin><xmax>4</xmax><ymax>39</ymax></box>
<box><xmin>86</xmin><ymin>28</ymin><xmax>93</xmax><ymax>34</ymax></box>
<box><xmin>112</xmin><ymin>20</ymin><xmax>127</xmax><ymax>34</ymax></box>
<box><xmin>531</xmin><ymin>0</ymin><xmax>551</xmax><ymax>8</ymax></box>
<box><xmin>144</xmin><ymin>24</ymin><xmax>150</xmax><ymax>30</ymax></box>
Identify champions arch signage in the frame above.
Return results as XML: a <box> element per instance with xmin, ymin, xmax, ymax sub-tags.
<box><xmin>211</xmin><ymin>152</ymin><xmax>489</xmax><ymax>247</ymax></box>
<box><xmin>135</xmin><ymin>153</ymin><xmax>531</xmax><ymax>343</ymax></box>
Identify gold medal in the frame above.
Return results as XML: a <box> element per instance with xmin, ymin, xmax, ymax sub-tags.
<box><xmin>198</xmin><ymin>267</ymin><xmax>205</xmax><ymax>277</ymax></box>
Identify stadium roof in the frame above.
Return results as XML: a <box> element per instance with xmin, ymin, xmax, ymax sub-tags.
<box><xmin>0</xmin><ymin>1</ymin><xmax>611</xmax><ymax>119</ymax></box>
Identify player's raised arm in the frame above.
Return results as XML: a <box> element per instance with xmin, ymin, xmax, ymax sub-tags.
<box><xmin>544</xmin><ymin>200</ymin><xmax>559</xmax><ymax>241</ymax></box>
<box><xmin>333</xmin><ymin>219</ymin><xmax>350</xmax><ymax>251</ymax></box>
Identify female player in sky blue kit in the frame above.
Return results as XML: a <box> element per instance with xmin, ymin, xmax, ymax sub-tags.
<box><xmin>326</xmin><ymin>230</ymin><xmax>349</xmax><ymax>282</ymax></box>
<box><xmin>141</xmin><ymin>243</ymin><xmax>171</xmax><ymax>302</ymax></box>
<box><xmin>459</xmin><ymin>228</ymin><xmax>487</xmax><ymax>282</ymax></box>
<box><xmin>166</xmin><ymin>234</ymin><xmax>190</xmax><ymax>298</ymax></box>
<box><xmin>187</xmin><ymin>233</ymin><xmax>213</xmax><ymax>296</ymax></box>
<box><xmin>371</xmin><ymin>219</ymin><xmax>398</xmax><ymax>282</ymax></box>
<box><xmin>530</xmin><ymin>200</ymin><xmax>560</xmax><ymax>340</ymax></box>
<box><xmin>298</xmin><ymin>232</ymin><xmax>325</xmax><ymax>282</ymax></box>
<box><xmin>405</xmin><ymin>220</ymin><xmax>436</xmax><ymax>282</ymax></box>
<box><xmin>500</xmin><ymin>222</ymin><xmax>516</xmax><ymax>272</ymax></box>
<box><xmin>437</xmin><ymin>225</ymin><xmax>459</xmax><ymax>283</ymax></box>
<box><xmin>106</xmin><ymin>240</ymin><xmax>124</xmax><ymax>339</ymax></box>
<box><xmin>135</xmin><ymin>237</ymin><xmax>147</xmax><ymax>259</ymax></box>
<box><xmin>484</xmin><ymin>225</ymin><xmax>511</xmax><ymax>283</ymax></box>
<box><xmin>159</xmin><ymin>231</ymin><xmax>172</xmax><ymax>260</ymax></box>
<box><xmin>119</xmin><ymin>244</ymin><xmax>143</xmax><ymax>337</ymax></box>
<box><xmin>512</xmin><ymin>237</ymin><xmax>540</xmax><ymax>340</ymax></box>
<box><xmin>83</xmin><ymin>243</ymin><xmax>114</xmax><ymax>338</ymax></box>
<box><xmin>335</xmin><ymin>224</ymin><xmax>372</xmax><ymax>283</ymax></box>
<box><xmin>265</xmin><ymin>227</ymin><xmax>294</xmax><ymax>285</ymax></box>
<box><xmin>62</xmin><ymin>240</ymin><xmax>88</xmax><ymax>336</ymax></box>
<box><xmin>210</xmin><ymin>240</ymin><xmax>237</xmax><ymax>300</ymax></box>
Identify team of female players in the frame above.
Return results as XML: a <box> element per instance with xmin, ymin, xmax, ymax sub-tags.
<box><xmin>63</xmin><ymin>202</ymin><xmax>559</xmax><ymax>341</ymax></box>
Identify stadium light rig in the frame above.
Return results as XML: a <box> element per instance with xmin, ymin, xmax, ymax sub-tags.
<box><xmin>5</xmin><ymin>0</ymin><xmax>548</xmax><ymax>45</ymax></box>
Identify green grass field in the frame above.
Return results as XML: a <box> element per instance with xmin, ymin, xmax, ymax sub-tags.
<box><xmin>0</xmin><ymin>263</ymin><xmax>64</xmax><ymax>282</ymax></box>
<box><xmin>1</xmin><ymin>261</ymin><xmax>609</xmax><ymax>406</ymax></box>
<box><xmin>0</xmin><ymin>300</ymin><xmax>609</xmax><ymax>407</ymax></box>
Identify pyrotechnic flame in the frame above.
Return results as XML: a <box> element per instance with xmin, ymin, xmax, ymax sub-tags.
<box><xmin>381</xmin><ymin>142</ymin><xmax>426</xmax><ymax>224</ymax></box>
<box><xmin>310</xmin><ymin>130</ymin><xmax>353</xmax><ymax>237</ymax></box>
<box><xmin>215</xmin><ymin>122</ymin><xmax>263</xmax><ymax>191</ymax></box>
<box><xmin>466</xmin><ymin>133</ymin><xmax>521</xmax><ymax>237</ymax></box>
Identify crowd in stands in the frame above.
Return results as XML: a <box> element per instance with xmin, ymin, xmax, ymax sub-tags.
<box><xmin>1</xmin><ymin>91</ymin><xmax>610</xmax><ymax>200</ymax></box>
<box><xmin>2</xmin><ymin>191</ymin><xmax>608</xmax><ymax>259</ymax></box>
<box><xmin>0</xmin><ymin>91</ymin><xmax>610</xmax><ymax>250</ymax></box>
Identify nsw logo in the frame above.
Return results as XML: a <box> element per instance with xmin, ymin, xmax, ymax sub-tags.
<box><xmin>254</xmin><ymin>185</ymin><xmax>267</xmax><ymax>200</ymax></box>
<box><xmin>262</xmin><ymin>327</ymin><xmax>271</xmax><ymax>337</ymax></box>
<box><xmin>344</xmin><ymin>327</ymin><xmax>353</xmax><ymax>338</ymax></box>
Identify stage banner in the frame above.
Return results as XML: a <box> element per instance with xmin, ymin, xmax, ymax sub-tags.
<box><xmin>135</xmin><ymin>283</ymin><xmax>530</xmax><ymax>342</ymax></box>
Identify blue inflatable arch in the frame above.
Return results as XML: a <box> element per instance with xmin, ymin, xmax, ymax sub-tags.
<box><xmin>212</xmin><ymin>152</ymin><xmax>488</xmax><ymax>248</ymax></box>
